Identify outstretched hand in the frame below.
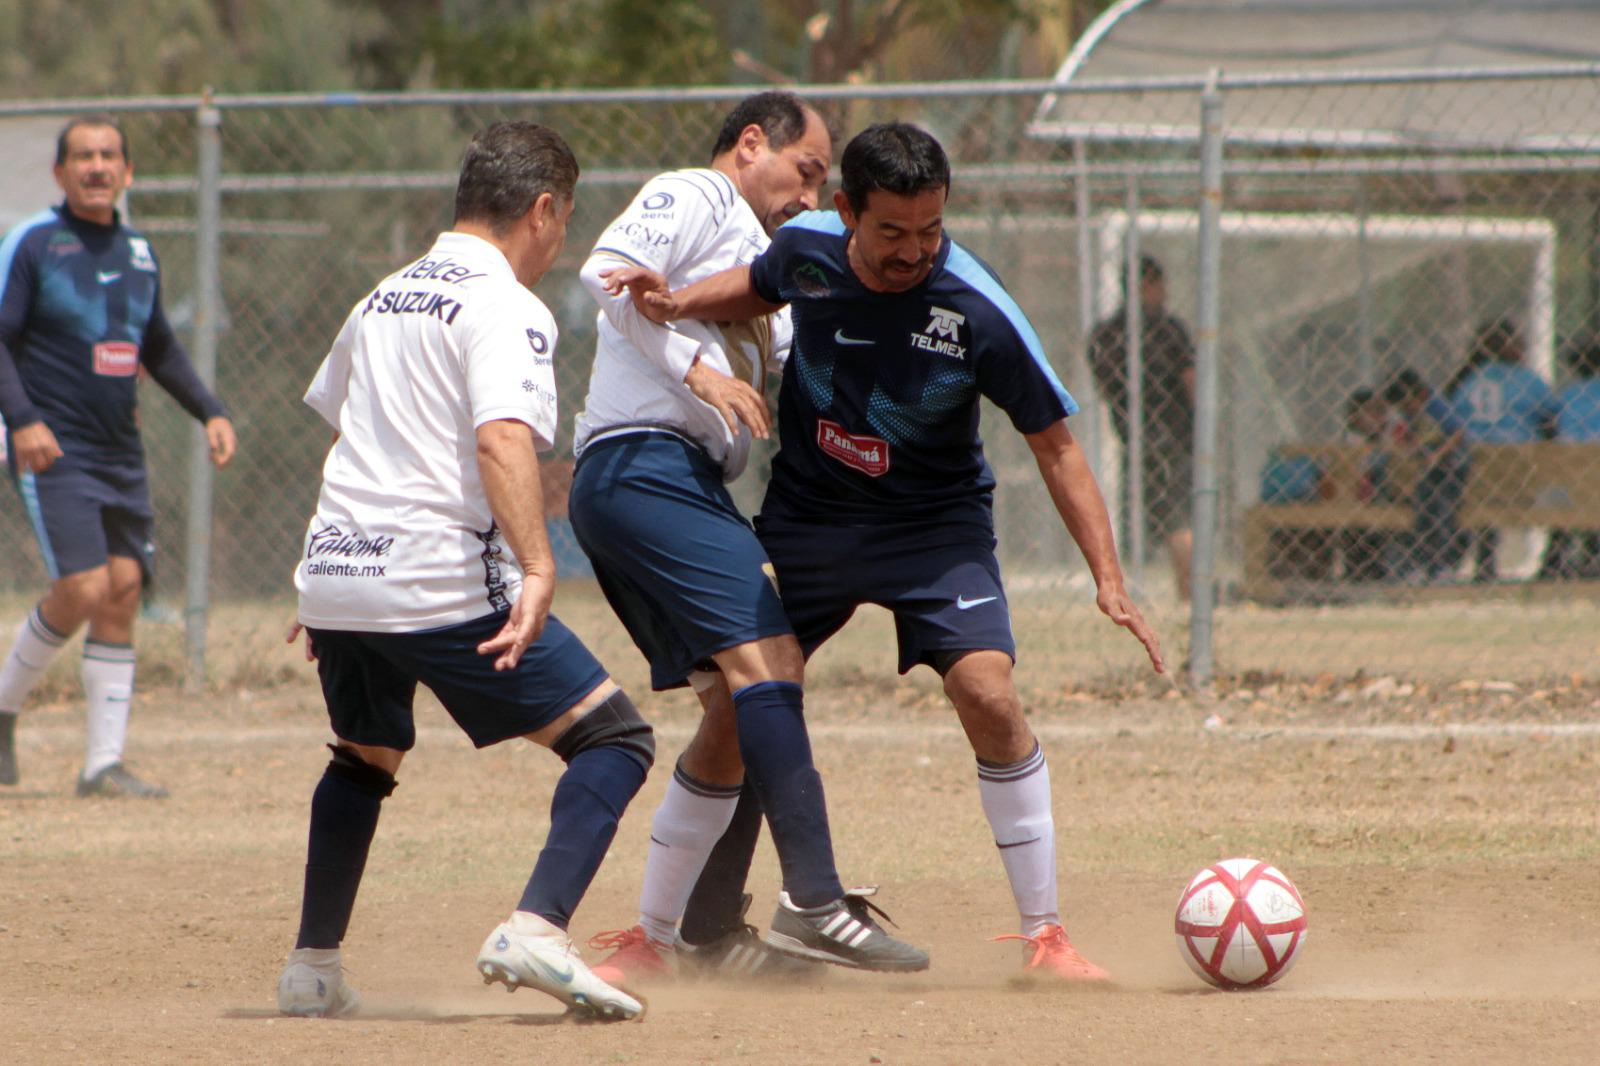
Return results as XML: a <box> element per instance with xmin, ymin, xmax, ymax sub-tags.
<box><xmin>1097</xmin><ymin>582</ymin><xmax>1166</xmax><ymax>674</ymax></box>
<box><xmin>600</xmin><ymin>265</ymin><xmax>677</xmax><ymax>324</ymax></box>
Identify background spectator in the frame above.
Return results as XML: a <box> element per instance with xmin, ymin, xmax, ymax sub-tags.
<box><xmin>1447</xmin><ymin>318</ymin><xmax>1555</xmax><ymax>581</ymax></box>
<box><xmin>1539</xmin><ymin>326</ymin><xmax>1600</xmax><ymax>579</ymax></box>
<box><xmin>1089</xmin><ymin>254</ymin><xmax>1195</xmax><ymax>599</ymax></box>
<box><xmin>1385</xmin><ymin>369</ymin><xmax>1467</xmax><ymax>584</ymax></box>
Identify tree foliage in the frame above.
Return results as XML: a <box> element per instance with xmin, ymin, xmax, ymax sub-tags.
<box><xmin>0</xmin><ymin>0</ymin><xmax>1106</xmax><ymax>99</ymax></box>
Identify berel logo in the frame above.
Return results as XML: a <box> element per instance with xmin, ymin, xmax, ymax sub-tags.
<box><xmin>92</xmin><ymin>341</ymin><xmax>139</xmax><ymax>377</ymax></box>
<box><xmin>817</xmin><ymin>419</ymin><xmax>890</xmax><ymax>477</ymax></box>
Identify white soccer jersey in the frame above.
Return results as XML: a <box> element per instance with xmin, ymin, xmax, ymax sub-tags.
<box><xmin>574</xmin><ymin>167</ymin><xmax>790</xmax><ymax>481</ymax></box>
<box><xmin>295</xmin><ymin>231</ymin><xmax>559</xmax><ymax>633</ymax></box>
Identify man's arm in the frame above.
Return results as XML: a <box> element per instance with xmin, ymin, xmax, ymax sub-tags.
<box><xmin>603</xmin><ymin>264</ymin><xmax>783</xmax><ymax>326</ymax></box>
<box><xmin>475</xmin><ymin>417</ymin><xmax>555</xmax><ymax>670</ymax></box>
<box><xmin>1025</xmin><ymin>418</ymin><xmax>1165</xmax><ymax>673</ymax></box>
<box><xmin>140</xmin><ymin>298</ymin><xmax>236</xmax><ymax>465</ymax></box>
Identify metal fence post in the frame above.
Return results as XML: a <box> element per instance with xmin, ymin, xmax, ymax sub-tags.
<box><xmin>183</xmin><ymin>92</ymin><xmax>222</xmax><ymax>692</ymax></box>
<box><xmin>1073</xmin><ymin>138</ymin><xmax>1104</xmax><ymax>483</ymax></box>
<box><xmin>1123</xmin><ymin>174</ymin><xmax>1146</xmax><ymax>589</ymax></box>
<box><xmin>1189</xmin><ymin>72</ymin><xmax>1225</xmax><ymax>690</ymax></box>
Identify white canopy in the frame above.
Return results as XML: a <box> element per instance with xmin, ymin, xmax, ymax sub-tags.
<box><xmin>1029</xmin><ymin>0</ymin><xmax>1600</xmax><ymax>151</ymax></box>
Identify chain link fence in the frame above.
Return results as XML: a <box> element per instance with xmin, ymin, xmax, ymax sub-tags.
<box><xmin>3</xmin><ymin>70</ymin><xmax>1599</xmax><ymax>693</ymax></box>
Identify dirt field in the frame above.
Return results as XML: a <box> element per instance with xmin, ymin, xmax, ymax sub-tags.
<box><xmin>4</xmin><ymin>591</ymin><xmax>1599</xmax><ymax>1065</ymax></box>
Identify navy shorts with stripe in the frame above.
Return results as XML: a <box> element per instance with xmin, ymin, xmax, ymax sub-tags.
<box><xmin>307</xmin><ymin>610</ymin><xmax>609</xmax><ymax>751</ymax></box>
<box><xmin>755</xmin><ymin>514</ymin><xmax>1016</xmax><ymax>674</ymax></box>
<box><xmin>569</xmin><ymin>432</ymin><xmax>793</xmax><ymax>691</ymax></box>
<box><xmin>12</xmin><ymin>456</ymin><xmax>153</xmax><ymax>580</ymax></box>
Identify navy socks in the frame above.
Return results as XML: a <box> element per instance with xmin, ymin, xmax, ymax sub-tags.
<box><xmin>518</xmin><ymin>744</ymin><xmax>648</xmax><ymax>928</ymax></box>
<box><xmin>731</xmin><ymin>681</ymin><xmax>842</xmax><ymax>908</ymax></box>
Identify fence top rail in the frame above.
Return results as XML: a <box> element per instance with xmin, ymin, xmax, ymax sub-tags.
<box><xmin>2</xmin><ymin>61</ymin><xmax>1598</xmax><ymax>120</ymax></box>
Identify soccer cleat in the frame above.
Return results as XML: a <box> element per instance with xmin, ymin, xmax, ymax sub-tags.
<box><xmin>991</xmin><ymin>923</ymin><xmax>1112</xmax><ymax>982</ymax></box>
<box><xmin>76</xmin><ymin>762</ymin><xmax>169</xmax><ymax>799</ymax></box>
<box><xmin>0</xmin><ymin>712</ymin><xmax>17</xmax><ymax>786</ymax></box>
<box><xmin>477</xmin><ymin>912</ymin><xmax>644</xmax><ymax>1021</ymax></box>
<box><xmin>678</xmin><ymin>894</ymin><xmax>826</xmax><ymax>981</ymax></box>
<box><xmin>765</xmin><ymin>887</ymin><xmax>930</xmax><ymax>972</ymax></box>
<box><xmin>587</xmin><ymin>925</ymin><xmax>674</xmax><ymax>986</ymax></box>
<box><xmin>277</xmin><ymin>948</ymin><xmax>361</xmax><ymax>1018</ymax></box>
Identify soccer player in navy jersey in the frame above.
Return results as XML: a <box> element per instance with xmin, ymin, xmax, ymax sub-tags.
<box><xmin>0</xmin><ymin>115</ymin><xmax>236</xmax><ymax>797</ymax></box>
<box><xmin>605</xmin><ymin>122</ymin><xmax>1164</xmax><ymax>981</ymax></box>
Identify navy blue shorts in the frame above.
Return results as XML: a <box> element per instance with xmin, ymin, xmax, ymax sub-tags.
<box><xmin>13</xmin><ymin>458</ymin><xmax>153</xmax><ymax>580</ymax></box>
<box><xmin>755</xmin><ymin>514</ymin><xmax>1015</xmax><ymax>675</ymax></box>
<box><xmin>307</xmin><ymin>611</ymin><xmax>610</xmax><ymax>751</ymax></box>
<box><xmin>569</xmin><ymin>432</ymin><xmax>793</xmax><ymax>690</ymax></box>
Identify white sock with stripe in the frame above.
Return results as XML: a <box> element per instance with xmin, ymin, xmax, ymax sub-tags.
<box><xmin>637</xmin><ymin>762</ymin><xmax>741</xmax><ymax>947</ymax></box>
<box><xmin>81</xmin><ymin>640</ymin><xmax>136</xmax><ymax>779</ymax></box>
<box><xmin>977</xmin><ymin>742</ymin><xmax>1062</xmax><ymax>937</ymax></box>
<box><xmin>0</xmin><ymin>606</ymin><xmax>70</xmax><ymax>714</ymax></box>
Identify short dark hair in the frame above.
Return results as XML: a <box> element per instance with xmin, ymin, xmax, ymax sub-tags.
<box><xmin>710</xmin><ymin>91</ymin><xmax>816</xmax><ymax>161</ymax></box>
<box><xmin>452</xmin><ymin>121</ymin><xmax>579</xmax><ymax>235</ymax></box>
<box><xmin>1345</xmin><ymin>386</ymin><xmax>1376</xmax><ymax>419</ymax></box>
<box><xmin>56</xmin><ymin>114</ymin><xmax>130</xmax><ymax>166</ymax></box>
<box><xmin>1383</xmin><ymin>368</ymin><xmax>1427</xmax><ymax>405</ymax></box>
<box><xmin>839</xmin><ymin>122</ymin><xmax>950</xmax><ymax>215</ymax></box>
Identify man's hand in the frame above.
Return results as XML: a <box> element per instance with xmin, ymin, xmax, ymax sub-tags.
<box><xmin>206</xmin><ymin>416</ymin><xmax>237</xmax><ymax>467</ymax></box>
<box><xmin>477</xmin><ymin>570</ymin><xmax>554</xmax><ymax>671</ymax></box>
<box><xmin>600</xmin><ymin>265</ymin><xmax>677</xmax><ymax>324</ymax></box>
<box><xmin>1097</xmin><ymin>581</ymin><xmax>1166</xmax><ymax>674</ymax></box>
<box><xmin>284</xmin><ymin>619</ymin><xmax>317</xmax><ymax>662</ymax></box>
<box><xmin>11</xmin><ymin>421</ymin><xmax>62</xmax><ymax>473</ymax></box>
<box><xmin>685</xmin><ymin>358</ymin><xmax>770</xmax><ymax>439</ymax></box>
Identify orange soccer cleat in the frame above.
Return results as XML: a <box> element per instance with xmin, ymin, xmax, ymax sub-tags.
<box><xmin>587</xmin><ymin>925</ymin><xmax>675</xmax><ymax>986</ymax></box>
<box><xmin>991</xmin><ymin>923</ymin><xmax>1112</xmax><ymax>982</ymax></box>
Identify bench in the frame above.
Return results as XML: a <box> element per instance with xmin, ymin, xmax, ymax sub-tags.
<box><xmin>1241</xmin><ymin>442</ymin><xmax>1600</xmax><ymax>601</ymax></box>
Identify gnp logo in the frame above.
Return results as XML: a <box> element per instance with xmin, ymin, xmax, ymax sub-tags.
<box><xmin>793</xmin><ymin>262</ymin><xmax>831</xmax><ymax>298</ymax></box>
<box><xmin>817</xmin><ymin>419</ymin><xmax>890</xmax><ymax>477</ymax></box>
<box><xmin>910</xmin><ymin>306</ymin><xmax>967</xmax><ymax>360</ymax></box>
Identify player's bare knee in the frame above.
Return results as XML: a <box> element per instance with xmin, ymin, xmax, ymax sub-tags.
<box><xmin>551</xmin><ymin>689</ymin><xmax>655</xmax><ymax>773</ymax></box>
<box><xmin>326</xmin><ymin>743</ymin><xmax>399</xmax><ymax>798</ymax></box>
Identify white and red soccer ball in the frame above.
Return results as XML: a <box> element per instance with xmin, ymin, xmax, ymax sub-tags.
<box><xmin>1174</xmin><ymin>858</ymin><xmax>1307</xmax><ymax>989</ymax></box>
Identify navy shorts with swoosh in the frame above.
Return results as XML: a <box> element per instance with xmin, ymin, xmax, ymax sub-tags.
<box><xmin>11</xmin><ymin>455</ymin><xmax>154</xmax><ymax>580</ymax></box>
<box><xmin>754</xmin><ymin>514</ymin><xmax>1015</xmax><ymax>674</ymax></box>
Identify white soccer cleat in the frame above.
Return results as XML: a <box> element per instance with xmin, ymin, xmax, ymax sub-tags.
<box><xmin>476</xmin><ymin>911</ymin><xmax>644</xmax><ymax>1022</ymax></box>
<box><xmin>277</xmin><ymin>947</ymin><xmax>361</xmax><ymax>1018</ymax></box>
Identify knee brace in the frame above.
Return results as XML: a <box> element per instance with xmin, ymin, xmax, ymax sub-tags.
<box><xmin>326</xmin><ymin>743</ymin><xmax>398</xmax><ymax>799</ymax></box>
<box><xmin>551</xmin><ymin>689</ymin><xmax>655</xmax><ymax>772</ymax></box>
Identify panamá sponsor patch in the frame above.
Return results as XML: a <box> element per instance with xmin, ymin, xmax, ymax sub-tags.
<box><xmin>93</xmin><ymin>341</ymin><xmax>139</xmax><ymax>377</ymax></box>
<box><xmin>816</xmin><ymin>419</ymin><xmax>889</xmax><ymax>477</ymax></box>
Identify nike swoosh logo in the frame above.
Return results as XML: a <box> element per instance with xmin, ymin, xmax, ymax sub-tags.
<box><xmin>834</xmin><ymin>329</ymin><xmax>874</xmax><ymax>346</ymax></box>
<box><xmin>97</xmin><ymin>270</ymin><xmax>121</xmax><ymax>284</ymax></box>
<box><xmin>534</xmin><ymin>954</ymin><xmax>576</xmax><ymax>984</ymax></box>
<box><xmin>956</xmin><ymin>595</ymin><xmax>997</xmax><ymax>610</ymax></box>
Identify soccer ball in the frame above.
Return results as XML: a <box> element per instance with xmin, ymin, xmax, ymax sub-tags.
<box><xmin>1174</xmin><ymin>858</ymin><xmax>1307</xmax><ymax>989</ymax></box>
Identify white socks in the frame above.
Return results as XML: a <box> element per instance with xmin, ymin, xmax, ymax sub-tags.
<box><xmin>636</xmin><ymin>762</ymin><xmax>741</xmax><ymax>946</ymax></box>
<box><xmin>81</xmin><ymin>641</ymin><xmax>135</xmax><ymax>779</ymax></box>
<box><xmin>0</xmin><ymin>605</ymin><xmax>69</xmax><ymax>713</ymax></box>
<box><xmin>977</xmin><ymin>742</ymin><xmax>1062</xmax><ymax>937</ymax></box>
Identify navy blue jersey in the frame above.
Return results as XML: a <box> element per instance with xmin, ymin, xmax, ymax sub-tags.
<box><xmin>0</xmin><ymin>204</ymin><xmax>224</xmax><ymax>464</ymax></box>
<box><xmin>750</xmin><ymin>211</ymin><xmax>1076</xmax><ymax>526</ymax></box>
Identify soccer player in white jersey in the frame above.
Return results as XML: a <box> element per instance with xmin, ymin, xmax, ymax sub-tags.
<box><xmin>608</xmin><ymin>123</ymin><xmax>1166</xmax><ymax>984</ymax></box>
<box><xmin>571</xmin><ymin>92</ymin><xmax>929</xmax><ymax>983</ymax></box>
<box><xmin>275</xmin><ymin>122</ymin><xmax>654</xmax><ymax>1022</ymax></box>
